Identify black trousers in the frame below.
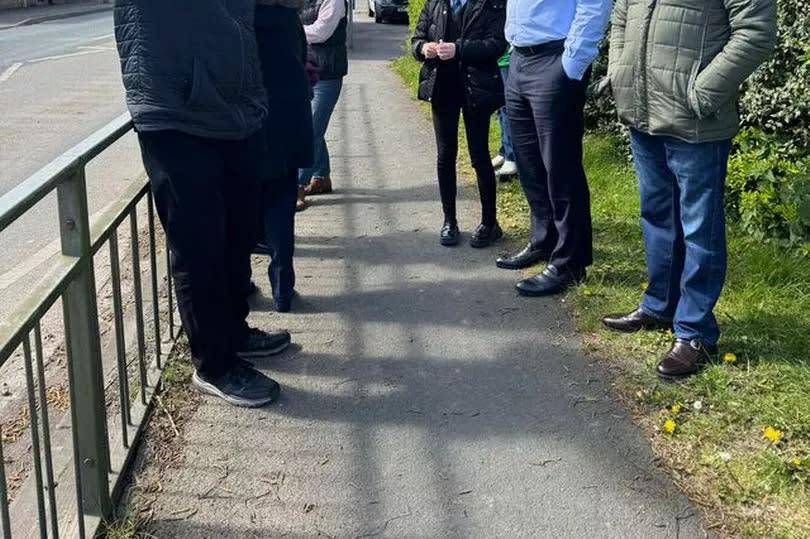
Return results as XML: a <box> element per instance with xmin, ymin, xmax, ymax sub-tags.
<box><xmin>506</xmin><ymin>46</ymin><xmax>593</xmax><ymax>270</ymax></box>
<box><xmin>262</xmin><ymin>168</ymin><xmax>298</xmax><ymax>306</ymax></box>
<box><xmin>138</xmin><ymin>130</ymin><xmax>264</xmax><ymax>377</ymax></box>
<box><xmin>431</xmin><ymin>101</ymin><xmax>497</xmax><ymax>226</ymax></box>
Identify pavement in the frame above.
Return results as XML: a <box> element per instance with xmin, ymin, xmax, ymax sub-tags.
<box><xmin>0</xmin><ymin>0</ymin><xmax>111</xmax><ymax>30</ymax></box>
<box><xmin>136</xmin><ymin>17</ymin><xmax>708</xmax><ymax>539</ymax></box>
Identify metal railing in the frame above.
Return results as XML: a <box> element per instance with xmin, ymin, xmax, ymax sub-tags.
<box><xmin>0</xmin><ymin>112</ymin><xmax>176</xmax><ymax>538</ymax></box>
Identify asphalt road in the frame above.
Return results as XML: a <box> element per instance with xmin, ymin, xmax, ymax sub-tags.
<box><xmin>0</xmin><ymin>11</ymin><xmax>143</xmax><ymax>320</ymax></box>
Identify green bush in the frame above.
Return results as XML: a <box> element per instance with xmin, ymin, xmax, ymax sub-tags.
<box><xmin>726</xmin><ymin>128</ymin><xmax>810</xmax><ymax>252</ymax></box>
<box><xmin>739</xmin><ymin>4</ymin><xmax>810</xmax><ymax>154</ymax></box>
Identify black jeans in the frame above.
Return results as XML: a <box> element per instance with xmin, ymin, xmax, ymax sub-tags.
<box><xmin>431</xmin><ymin>102</ymin><xmax>497</xmax><ymax>226</ymax></box>
<box><xmin>262</xmin><ymin>168</ymin><xmax>298</xmax><ymax>306</ymax></box>
<box><xmin>506</xmin><ymin>46</ymin><xmax>593</xmax><ymax>270</ymax></box>
<box><xmin>138</xmin><ymin>130</ymin><xmax>264</xmax><ymax>377</ymax></box>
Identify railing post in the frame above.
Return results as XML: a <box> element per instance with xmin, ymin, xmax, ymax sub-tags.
<box><xmin>57</xmin><ymin>166</ymin><xmax>112</xmax><ymax>522</ymax></box>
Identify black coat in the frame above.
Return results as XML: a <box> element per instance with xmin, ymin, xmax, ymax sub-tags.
<box><xmin>255</xmin><ymin>5</ymin><xmax>314</xmax><ymax>178</ymax></box>
<box><xmin>114</xmin><ymin>0</ymin><xmax>267</xmax><ymax>139</ymax></box>
<box><xmin>411</xmin><ymin>0</ymin><xmax>506</xmax><ymax>112</ymax></box>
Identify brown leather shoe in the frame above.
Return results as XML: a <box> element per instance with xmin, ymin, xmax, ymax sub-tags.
<box><xmin>656</xmin><ymin>339</ymin><xmax>718</xmax><ymax>380</ymax></box>
<box><xmin>296</xmin><ymin>186</ymin><xmax>307</xmax><ymax>212</ymax></box>
<box><xmin>305</xmin><ymin>176</ymin><xmax>332</xmax><ymax>195</ymax></box>
<box><xmin>602</xmin><ymin>308</ymin><xmax>671</xmax><ymax>333</ymax></box>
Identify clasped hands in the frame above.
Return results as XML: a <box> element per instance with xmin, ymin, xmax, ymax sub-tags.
<box><xmin>423</xmin><ymin>40</ymin><xmax>457</xmax><ymax>61</ymax></box>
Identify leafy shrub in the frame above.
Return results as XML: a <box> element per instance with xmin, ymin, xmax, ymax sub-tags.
<box><xmin>726</xmin><ymin>129</ymin><xmax>810</xmax><ymax>251</ymax></box>
<box><xmin>739</xmin><ymin>3</ymin><xmax>810</xmax><ymax>154</ymax></box>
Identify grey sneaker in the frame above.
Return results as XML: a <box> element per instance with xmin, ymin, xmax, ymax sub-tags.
<box><xmin>192</xmin><ymin>363</ymin><xmax>280</xmax><ymax>407</ymax></box>
<box><xmin>236</xmin><ymin>328</ymin><xmax>291</xmax><ymax>359</ymax></box>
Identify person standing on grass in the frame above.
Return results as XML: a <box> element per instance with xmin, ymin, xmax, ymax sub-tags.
<box><xmin>495</xmin><ymin>0</ymin><xmax>611</xmax><ymax>295</ymax></box>
<box><xmin>601</xmin><ymin>0</ymin><xmax>776</xmax><ymax>379</ymax></box>
<box><xmin>114</xmin><ymin>0</ymin><xmax>291</xmax><ymax>408</ymax></box>
<box><xmin>412</xmin><ymin>0</ymin><xmax>508</xmax><ymax>248</ymax></box>
<box><xmin>297</xmin><ymin>0</ymin><xmax>349</xmax><ymax>212</ymax></box>
<box><xmin>492</xmin><ymin>46</ymin><xmax>517</xmax><ymax>181</ymax></box>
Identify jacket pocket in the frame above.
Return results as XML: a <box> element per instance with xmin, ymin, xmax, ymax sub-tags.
<box><xmin>186</xmin><ymin>59</ymin><xmax>228</xmax><ymax>111</ymax></box>
<box><xmin>686</xmin><ymin>62</ymin><xmax>704</xmax><ymax>118</ymax></box>
<box><xmin>417</xmin><ymin>63</ymin><xmax>436</xmax><ymax>101</ymax></box>
<box><xmin>466</xmin><ymin>67</ymin><xmax>504</xmax><ymax>111</ymax></box>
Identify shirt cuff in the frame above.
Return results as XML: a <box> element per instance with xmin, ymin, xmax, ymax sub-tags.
<box><xmin>561</xmin><ymin>55</ymin><xmax>588</xmax><ymax>81</ymax></box>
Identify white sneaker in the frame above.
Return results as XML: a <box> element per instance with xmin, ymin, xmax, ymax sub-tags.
<box><xmin>491</xmin><ymin>155</ymin><xmax>505</xmax><ymax>169</ymax></box>
<box><xmin>496</xmin><ymin>160</ymin><xmax>518</xmax><ymax>177</ymax></box>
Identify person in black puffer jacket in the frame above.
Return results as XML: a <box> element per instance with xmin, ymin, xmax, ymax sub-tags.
<box><xmin>412</xmin><ymin>0</ymin><xmax>506</xmax><ymax>248</ymax></box>
<box><xmin>114</xmin><ymin>0</ymin><xmax>287</xmax><ymax>408</ymax></box>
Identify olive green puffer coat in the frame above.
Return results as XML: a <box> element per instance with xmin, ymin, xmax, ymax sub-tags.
<box><xmin>607</xmin><ymin>0</ymin><xmax>777</xmax><ymax>143</ymax></box>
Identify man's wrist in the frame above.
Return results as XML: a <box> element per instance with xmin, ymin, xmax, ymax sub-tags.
<box><xmin>561</xmin><ymin>55</ymin><xmax>586</xmax><ymax>81</ymax></box>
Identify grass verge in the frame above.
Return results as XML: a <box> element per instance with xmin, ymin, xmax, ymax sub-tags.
<box><xmin>393</xmin><ymin>53</ymin><xmax>810</xmax><ymax>538</ymax></box>
<box><xmin>102</xmin><ymin>337</ymin><xmax>200</xmax><ymax>538</ymax></box>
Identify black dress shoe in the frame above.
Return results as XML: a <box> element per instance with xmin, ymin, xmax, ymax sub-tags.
<box><xmin>516</xmin><ymin>264</ymin><xmax>585</xmax><ymax>296</ymax></box>
<box><xmin>440</xmin><ymin>221</ymin><xmax>460</xmax><ymax>246</ymax></box>
<box><xmin>602</xmin><ymin>308</ymin><xmax>671</xmax><ymax>333</ymax></box>
<box><xmin>496</xmin><ymin>243</ymin><xmax>550</xmax><ymax>270</ymax></box>
<box><xmin>656</xmin><ymin>339</ymin><xmax>718</xmax><ymax>380</ymax></box>
<box><xmin>470</xmin><ymin>222</ymin><xmax>503</xmax><ymax>248</ymax></box>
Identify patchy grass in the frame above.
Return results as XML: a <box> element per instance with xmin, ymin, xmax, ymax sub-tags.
<box><xmin>102</xmin><ymin>337</ymin><xmax>200</xmax><ymax>539</ymax></box>
<box><xmin>394</xmin><ymin>51</ymin><xmax>810</xmax><ymax>538</ymax></box>
<box><xmin>504</xmin><ymin>135</ymin><xmax>810</xmax><ymax>538</ymax></box>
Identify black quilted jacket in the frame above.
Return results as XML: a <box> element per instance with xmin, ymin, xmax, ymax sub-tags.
<box><xmin>114</xmin><ymin>0</ymin><xmax>268</xmax><ymax>140</ymax></box>
<box><xmin>411</xmin><ymin>0</ymin><xmax>506</xmax><ymax>111</ymax></box>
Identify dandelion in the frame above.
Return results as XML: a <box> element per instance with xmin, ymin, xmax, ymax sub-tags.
<box><xmin>763</xmin><ymin>426</ymin><xmax>783</xmax><ymax>443</ymax></box>
<box><xmin>671</xmin><ymin>403</ymin><xmax>682</xmax><ymax>414</ymax></box>
<box><xmin>693</xmin><ymin>400</ymin><xmax>703</xmax><ymax>411</ymax></box>
<box><xmin>791</xmin><ymin>457</ymin><xmax>802</xmax><ymax>467</ymax></box>
<box><xmin>663</xmin><ymin>419</ymin><xmax>677</xmax><ymax>434</ymax></box>
<box><xmin>641</xmin><ymin>282</ymin><xmax>648</xmax><ymax>291</ymax></box>
<box><xmin>723</xmin><ymin>352</ymin><xmax>738</xmax><ymax>364</ymax></box>
<box><xmin>582</xmin><ymin>288</ymin><xmax>593</xmax><ymax>297</ymax></box>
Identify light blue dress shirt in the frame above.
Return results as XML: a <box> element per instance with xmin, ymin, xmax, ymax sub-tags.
<box><xmin>505</xmin><ymin>0</ymin><xmax>612</xmax><ymax>81</ymax></box>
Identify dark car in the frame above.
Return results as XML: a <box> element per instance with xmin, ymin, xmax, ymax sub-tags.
<box><xmin>368</xmin><ymin>0</ymin><xmax>409</xmax><ymax>23</ymax></box>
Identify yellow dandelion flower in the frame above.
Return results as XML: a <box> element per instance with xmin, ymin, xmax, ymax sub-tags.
<box><xmin>790</xmin><ymin>457</ymin><xmax>802</xmax><ymax>467</ymax></box>
<box><xmin>763</xmin><ymin>426</ymin><xmax>783</xmax><ymax>443</ymax></box>
<box><xmin>723</xmin><ymin>352</ymin><xmax>738</xmax><ymax>364</ymax></box>
<box><xmin>641</xmin><ymin>282</ymin><xmax>648</xmax><ymax>291</ymax></box>
<box><xmin>671</xmin><ymin>404</ymin><xmax>682</xmax><ymax>414</ymax></box>
<box><xmin>582</xmin><ymin>288</ymin><xmax>593</xmax><ymax>297</ymax></box>
<box><xmin>663</xmin><ymin>419</ymin><xmax>677</xmax><ymax>434</ymax></box>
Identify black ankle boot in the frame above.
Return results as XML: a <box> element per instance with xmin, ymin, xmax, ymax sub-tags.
<box><xmin>440</xmin><ymin>221</ymin><xmax>460</xmax><ymax>246</ymax></box>
<box><xmin>470</xmin><ymin>222</ymin><xmax>503</xmax><ymax>248</ymax></box>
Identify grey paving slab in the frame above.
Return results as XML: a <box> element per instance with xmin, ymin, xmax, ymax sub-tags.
<box><xmin>145</xmin><ymin>18</ymin><xmax>707</xmax><ymax>539</ymax></box>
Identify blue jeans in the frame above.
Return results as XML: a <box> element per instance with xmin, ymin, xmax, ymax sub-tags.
<box><xmin>629</xmin><ymin>129</ymin><xmax>732</xmax><ymax>345</ymax></box>
<box><xmin>496</xmin><ymin>66</ymin><xmax>515</xmax><ymax>161</ymax></box>
<box><xmin>299</xmin><ymin>77</ymin><xmax>344</xmax><ymax>186</ymax></box>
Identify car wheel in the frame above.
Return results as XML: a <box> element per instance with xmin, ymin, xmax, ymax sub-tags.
<box><xmin>374</xmin><ymin>3</ymin><xmax>382</xmax><ymax>22</ymax></box>
<box><xmin>368</xmin><ymin>8</ymin><xmax>374</xmax><ymax>16</ymax></box>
